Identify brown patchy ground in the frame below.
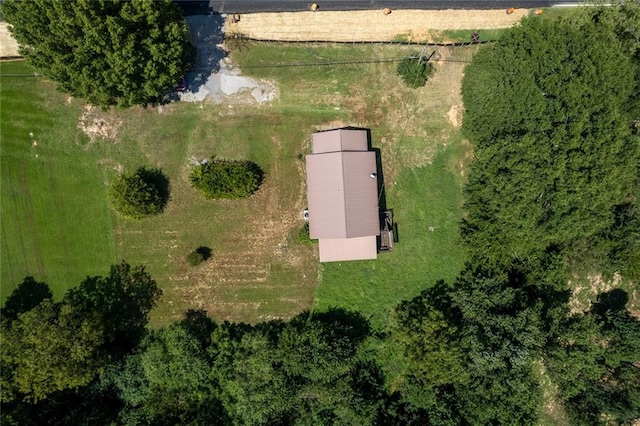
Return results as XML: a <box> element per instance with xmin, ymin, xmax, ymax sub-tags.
<box><xmin>339</xmin><ymin>45</ymin><xmax>475</xmax><ymax>184</ymax></box>
<box><xmin>569</xmin><ymin>272</ymin><xmax>640</xmax><ymax>319</ymax></box>
<box><xmin>0</xmin><ymin>23</ymin><xmax>20</xmax><ymax>58</ymax></box>
<box><xmin>168</xmin><ymin>151</ymin><xmax>315</xmax><ymax>322</ymax></box>
<box><xmin>226</xmin><ymin>9</ymin><xmax>528</xmax><ymax>42</ymax></box>
<box><xmin>77</xmin><ymin>105</ymin><xmax>122</xmax><ymax>143</ymax></box>
<box><xmin>121</xmin><ymin>115</ymin><xmax>319</xmax><ymax>325</ymax></box>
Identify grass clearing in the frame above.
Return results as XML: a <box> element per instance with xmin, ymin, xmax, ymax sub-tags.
<box><xmin>233</xmin><ymin>42</ymin><xmax>473</xmax><ymax>327</ymax></box>
<box><xmin>2</xmin><ymin>42</ymin><xmax>473</xmax><ymax>327</ymax></box>
<box><xmin>0</xmin><ymin>61</ymin><xmax>116</xmax><ymax>301</ymax></box>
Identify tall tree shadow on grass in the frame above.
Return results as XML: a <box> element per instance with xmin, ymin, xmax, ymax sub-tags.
<box><xmin>180</xmin><ymin>14</ymin><xmax>227</xmax><ymax>100</ymax></box>
<box><xmin>2</xmin><ymin>277</ymin><xmax>52</xmax><ymax>320</ymax></box>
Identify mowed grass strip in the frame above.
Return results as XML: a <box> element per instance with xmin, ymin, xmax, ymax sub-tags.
<box><xmin>1</xmin><ymin>61</ymin><xmax>116</xmax><ymax>302</ymax></box>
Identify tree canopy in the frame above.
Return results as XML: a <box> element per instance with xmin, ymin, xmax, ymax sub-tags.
<box><xmin>108</xmin><ymin>167</ymin><xmax>169</xmax><ymax>220</ymax></box>
<box><xmin>1</xmin><ymin>0</ymin><xmax>191</xmax><ymax>108</ymax></box>
<box><xmin>1</xmin><ymin>263</ymin><xmax>161</xmax><ymax>403</ymax></box>
<box><xmin>461</xmin><ymin>11</ymin><xmax>640</xmax><ymax>274</ymax></box>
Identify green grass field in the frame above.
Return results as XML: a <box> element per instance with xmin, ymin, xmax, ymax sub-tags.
<box><xmin>2</xmin><ymin>43</ymin><xmax>473</xmax><ymax>327</ymax></box>
<box><xmin>232</xmin><ymin>42</ymin><xmax>473</xmax><ymax>327</ymax></box>
<box><xmin>1</xmin><ymin>61</ymin><xmax>116</xmax><ymax>301</ymax></box>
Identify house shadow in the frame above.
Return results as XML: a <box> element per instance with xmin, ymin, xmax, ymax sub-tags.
<box><xmin>339</xmin><ymin>126</ymin><xmax>399</xmax><ymax>248</ymax></box>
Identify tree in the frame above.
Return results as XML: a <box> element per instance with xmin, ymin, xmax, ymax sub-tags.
<box><xmin>190</xmin><ymin>158</ymin><xmax>264</xmax><ymax>200</ymax></box>
<box><xmin>1</xmin><ymin>300</ymin><xmax>106</xmax><ymax>402</ymax></box>
<box><xmin>396</xmin><ymin>56</ymin><xmax>433</xmax><ymax>88</ymax></box>
<box><xmin>216</xmin><ymin>310</ymin><xmax>383</xmax><ymax>425</ymax></box>
<box><xmin>1</xmin><ymin>0</ymin><xmax>191</xmax><ymax>108</ymax></box>
<box><xmin>0</xmin><ymin>262</ymin><xmax>161</xmax><ymax>403</ymax></box>
<box><xmin>460</xmin><ymin>12</ymin><xmax>640</xmax><ymax>270</ymax></box>
<box><xmin>110</xmin><ymin>319</ymin><xmax>226</xmax><ymax>425</ymax></box>
<box><xmin>1</xmin><ymin>277</ymin><xmax>52</xmax><ymax>320</ymax></box>
<box><xmin>546</xmin><ymin>289</ymin><xmax>640</xmax><ymax>424</ymax></box>
<box><xmin>64</xmin><ymin>262</ymin><xmax>162</xmax><ymax>352</ymax></box>
<box><xmin>108</xmin><ymin>167</ymin><xmax>169</xmax><ymax>220</ymax></box>
<box><xmin>392</xmin><ymin>282</ymin><xmax>469</xmax><ymax>389</ymax></box>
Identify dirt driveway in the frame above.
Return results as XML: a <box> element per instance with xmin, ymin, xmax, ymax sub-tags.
<box><xmin>225</xmin><ymin>9</ymin><xmax>529</xmax><ymax>42</ymax></box>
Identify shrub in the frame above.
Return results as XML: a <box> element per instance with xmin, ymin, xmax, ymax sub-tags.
<box><xmin>108</xmin><ymin>167</ymin><xmax>169</xmax><ymax>219</ymax></box>
<box><xmin>186</xmin><ymin>247</ymin><xmax>212</xmax><ymax>266</ymax></box>
<box><xmin>298</xmin><ymin>223</ymin><xmax>316</xmax><ymax>245</ymax></box>
<box><xmin>186</xmin><ymin>251</ymin><xmax>204</xmax><ymax>266</ymax></box>
<box><xmin>190</xmin><ymin>158</ymin><xmax>264</xmax><ymax>200</ymax></box>
<box><xmin>396</xmin><ymin>56</ymin><xmax>433</xmax><ymax>88</ymax></box>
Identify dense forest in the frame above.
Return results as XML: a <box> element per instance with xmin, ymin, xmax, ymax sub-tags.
<box><xmin>2</xmin><ymin>4</ymin><xmax>640</xmax><ymax>425</ymax></box>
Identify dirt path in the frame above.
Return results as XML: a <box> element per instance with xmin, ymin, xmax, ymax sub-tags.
<box><xmin>225</xmin><ymin>9</ymin><xmax>529</xmax><ymax>42</ymax></box>
<box><xmin>0</xmin><ymin>22</ymin><xmax>20</xmax><ymax>58</ymax></box>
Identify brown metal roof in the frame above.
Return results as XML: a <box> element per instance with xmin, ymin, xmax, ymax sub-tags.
<box><xmin>318</xmin><ymin>236</ymin><xmax>378</xmax><ymax>262</ymax></box>
<box><xmin>306</xmin><ymin>147</ymin><xmax>379</xmax><ymax>242</ymax></box>
<box><xmin>312</xmin><ymin>129</ymin><xmax>368</xmax><ymax>153</ymax></box>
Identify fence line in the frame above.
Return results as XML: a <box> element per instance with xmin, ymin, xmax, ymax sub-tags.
<box><xmin>229</xmin><ymin>35</ymin><xmax>497</xmax><ymax>47</ymax></box>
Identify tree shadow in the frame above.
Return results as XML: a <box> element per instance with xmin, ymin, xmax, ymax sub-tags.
<box><xmin>309</xmin><ymin>307</ymin><xmax>372</xmax><ymax>344</ymax></box>
<box><xmin>180</xmin><ymin>14</ymin><xmax>227</xmax><ymax>97</ymax></box>
<box><xmin>137</xmin><ymin>167</ymin><xmax>171</xmax><ymax>211</ymax></box>
<box><xmin>195</xmin><ymin>246</ymin><xmax>212</xmax><ymax>260</ymax></box>
<box><xmin>2</xmin><ymin>277</ymin><xmax>52</xmax><ymax>319</ymax></box>
<box><xmin>246</xmin><ymin>160</ymin><xmax>265</xmax><ymax>190</ymax></box>
<box><xmin>593</xmin><ymin>288</ymin><xmax>629</xmax><ymax>316</ymax></box>
<box><xmin>180</xmin><ymin>309</ymin><xmax>217</xmax><ymax>347</ymax></box>
<box><xmin>174</xmin><ymin>1</ymin><xmax>212</xmax><ymax>16</ymax></box>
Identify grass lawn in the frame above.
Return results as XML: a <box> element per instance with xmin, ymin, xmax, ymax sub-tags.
<box><xmin>231</xmin><ymin>42</ymin><xmax>474</xmax><ymax>327</ymax></box>
<box><xmin>2</xmin><ymin>42</ymin><xmax>474</xmax><ymax>327</ymax></box>
<box><xmin>0</xmin><ymin>61</ymin><xmax>116</xmax><ymax>301</ymax></box>
<box><xmin>314</xmin><ymin>144</ymin><xmax>467</xmax><ymax>327</ymax></box>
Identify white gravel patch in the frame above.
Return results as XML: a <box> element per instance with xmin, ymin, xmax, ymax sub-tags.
<box><xmin>179</xmin><ymin>15</ymin><xmax>277</xmax><ymax>105</ymax></box>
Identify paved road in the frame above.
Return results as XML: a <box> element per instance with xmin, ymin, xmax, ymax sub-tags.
<box><xmin>207</xmin><ymin>0</ymin><xmax>572</xmax><ymax>13</ymax></box>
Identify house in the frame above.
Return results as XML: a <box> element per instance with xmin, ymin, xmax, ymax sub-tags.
<box><xmin>305</xmin><ymin>128</ymin><xmax>379</xmax><ymax>262</ymax></box>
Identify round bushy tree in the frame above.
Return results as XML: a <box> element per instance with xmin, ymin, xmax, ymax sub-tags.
<box><xmin>108</xmin><ymin>167</ymin><xmax>169</xmax><ymax>219</ymax></box>
<box><xmin>396</xmin><ymin>56</ymin><xmax>433</xmax><ymax>88</ymax></box>
<box><xmin>1</xmin><ymin>0</ymin><xmax>191</xmax><ymax>108</ymax></box>
<box><xmin>189</xmin><ymin>158</ymin><xmax>263</xmax><ymax>200</ymax></box>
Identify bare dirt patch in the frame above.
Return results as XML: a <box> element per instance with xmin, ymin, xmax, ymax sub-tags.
<box><xmin>226</xmin><ymin>9</ymin><xmax>527</xmax><ymax>42</ymax></box>
<box><xmin>569</xmin><ymin>273</ymin><xmax>622</xmax><ymax>315</ymax></box>
<box><xmin>77</xmin><ymin>105</ymin><xmax>122</xmax><ymax>143</ymax></box>
<box><xmin>447</xmin><ymin>104</ymin><xmax>463</xmax><ymax>128</ymax></box>
<box><xmin>0</xmin><ymin>23</ymin><xmax>20</xmax><ymax>58</ymax></box>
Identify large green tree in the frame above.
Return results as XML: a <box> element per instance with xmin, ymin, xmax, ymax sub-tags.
<box><xmin>110</xmin><ymin>314</ymin><xmax>225</xmax><ymax>425</ymax></box>
<box><xmin>461</xmin><ymin>10</ymin><xmax>640</xmax><ymax>272</ymax></box>
<box><xmin>1</xmin><ymin>0</ymin><xmax>191</xmax><ymax>107</ymax></box>
<box><xmin>0</xmin><ymin>263</ymin><xmax>161</xmax><ymax>403</ymax></box>
<box><xmin>1</xmin><ymin>299</ymin><xmax>105</xmax><ymax>402</ymax></box>
<box><xmin>546</xmin><ymin>289</ymin><xmax>640</xmax><ymax>425</ymax></box>
<box><xmin>216</xmin><ymin>310</ymin><xmax>383</xmax><ymax>426</ymax></box>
